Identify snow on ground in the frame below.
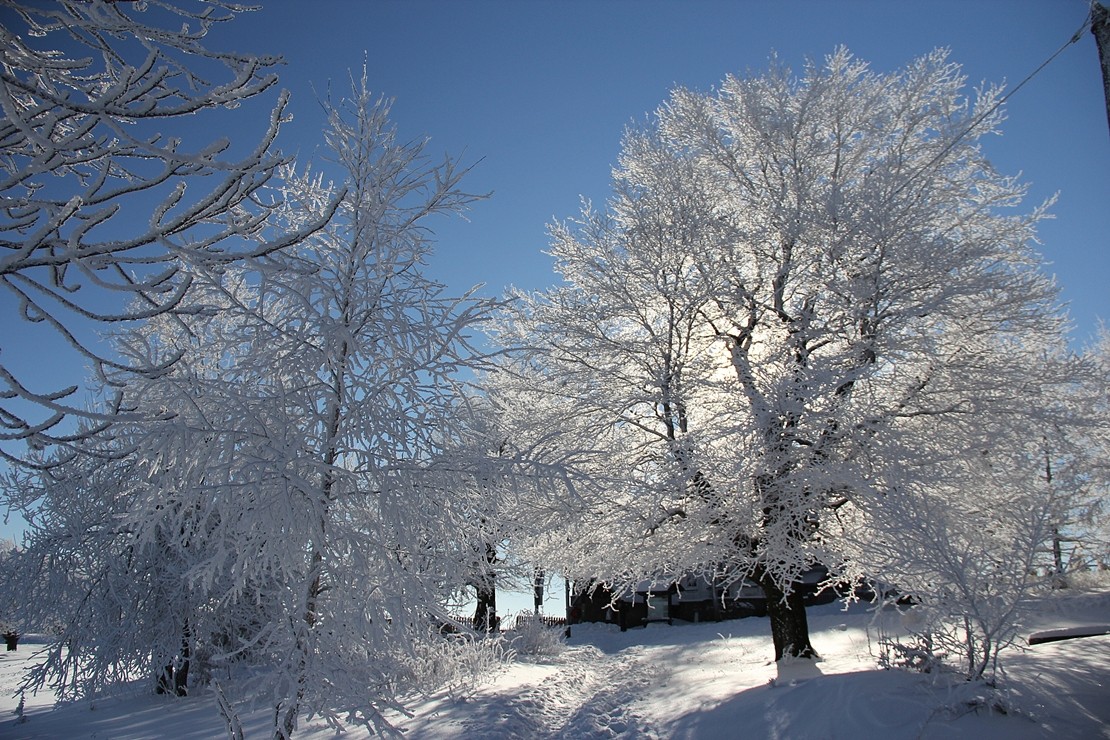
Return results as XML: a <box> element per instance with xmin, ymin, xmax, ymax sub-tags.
<box><xmin>1</xmin><ymin>590</ymin><xmax>1107</xmax><ymax>739</ymax></box>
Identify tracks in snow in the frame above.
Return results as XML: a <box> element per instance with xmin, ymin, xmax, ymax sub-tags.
<box><xmin>458</xmin><ymin>644</ymin><xmax>660</xmax><ymax>739</ymax></box>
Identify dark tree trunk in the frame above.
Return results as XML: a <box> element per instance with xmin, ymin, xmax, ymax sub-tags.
<box><xmin>174</xmin><ymin>628</ymin><xmax>191</xmax><ymax>696</ymax></box>
<box><xmin>757</xmin><ymin>570</ymin><xmax>817</xmax><ymax>661</ymax></box>
<box><xmin>1052</xmin><ymin>525</ymin><xmax>1067</xmax><ymax>588</ymax></box>
<box><xmin>473</xmin><ymin>582</ymin><xmax>498</xmax><ymax>632</ymax></box>
<box><xmin>155</xmin><ymin>624</ymin><xmax>191</xmax><ymax>696</ymax></box>
<box><xmin>156</xmin><ymin>664</ymin><xmax>173</xmax><ymax>695</ymax></box>
<box><xmin>534</xmin><ymin>568</ymin><xmax>545</xmax><ymax>612</ymax></box>
<box><xmin>472</xmin><ymin>540</ymin><xmax>498</xmax><ymax>632</ymax></box>
<box><xmin>752</xmin><ymin>469</ymin><xmax>819</xmax><ymax>661</ymax></box>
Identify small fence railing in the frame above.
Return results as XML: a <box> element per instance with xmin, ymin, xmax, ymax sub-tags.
<box><xmin>501</xmin><ymin>613</ymin><xmax>567</xmax><ymax>632</ymax></box>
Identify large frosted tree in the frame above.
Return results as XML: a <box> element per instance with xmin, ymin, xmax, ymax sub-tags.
<box><xmin>1</xmin><ymin>75</ymin><xmax>502</xmax><ymax>738</ymax></box>
<box><xmin>496</xmin><ymin>48</ymin><xmax>1073</xmax><ymax>663</ymax></box>
<box><xmin>0</xmin><ymin>0</ymin><xmax>335</xmax><ymax>461</ymax></box>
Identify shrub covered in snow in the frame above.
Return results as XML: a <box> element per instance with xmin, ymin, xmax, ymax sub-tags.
<box><xmin>405</xmin><ymin>630</ymin><xmax>513</xmax><ymax>699</ymax></box>
<box><xmin>507</xmin><ymin>612</ymin><xmax>567</xmax><ymax>658</ymax></box>
<box><xmin>1063</xmin><ymin>568</ymin><xmax>1110</xmax><ymax>591</ymax></box>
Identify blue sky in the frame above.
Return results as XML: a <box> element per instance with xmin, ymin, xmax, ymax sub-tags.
<box><xmin>213</xmin><ymin>0</ymin><xmax>1108</xmax><ymax>342</ymax></box>
<box><xmin>4</xmin><ymin>1</ymin><xmax>1109</xmax><ymax>611</ymax></box>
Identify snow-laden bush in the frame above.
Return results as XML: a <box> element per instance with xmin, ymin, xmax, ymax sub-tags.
<box><xmin>508</xmin><ymin>612</ymin><xmax>567</xmax><ymax>658</ymax></box>
<box><xmin>405</xmin><ymin>631</ymin><xmax>512</xmax><ymax>700</ymax></box>
<box><xmin>861</xmin><ymin>438</ymin><xmax>1056</xmax><ymax>683</ymax></box>
<box><xmin>876</xmin><ymin>612</ymin><xmax>943</xmax><ymax>675</ymax></box>
<box><xmin>1063</xmin><ymin>568</ymin><xmax>1110</xmax><ymax>591</ymax></box>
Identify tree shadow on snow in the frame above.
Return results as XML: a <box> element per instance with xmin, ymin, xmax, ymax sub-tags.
<box><xmin>6</xmin><ymin>692</ymin><xmax>247</xmax><ymax>739</ymax></box>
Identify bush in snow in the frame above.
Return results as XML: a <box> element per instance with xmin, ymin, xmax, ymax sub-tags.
<box><xmin>508</xmin><ymin>612</ymin><xmax>567</xmax><ymax>658</ymax></box>
<box><xmin>1063</xmin><ymin>568</ymin><xmax>1110</xmax><ymax>591</ymax></box>
<box><xmin>859</xmin><ymin>422</ymin><xmax>1067</xmax><ymax>684</ymax></box>
<box><xmin>405</xmin><ymin>631</ymin><xmax>512</xmax><ymax>700</ymax></box>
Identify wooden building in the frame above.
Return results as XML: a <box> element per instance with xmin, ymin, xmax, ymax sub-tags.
<box><xmin>567</xmin><ymin>566</ymin><xmax>835</xmax><ymax>631</ymax></box>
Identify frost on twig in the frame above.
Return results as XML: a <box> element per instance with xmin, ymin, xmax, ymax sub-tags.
<box><xmin>0</xmin><ymin>0</ymin><xmax>339</xmax><ymax>461</ymax></box>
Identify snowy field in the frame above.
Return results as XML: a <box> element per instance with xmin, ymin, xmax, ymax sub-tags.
<box><xmin>1</xmin><ymin>589</ymin><xmax>1107</xmax><ymax>739</ymax></box>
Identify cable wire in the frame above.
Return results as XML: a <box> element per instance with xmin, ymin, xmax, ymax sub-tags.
<box><xmin>887</xmin><ymin>11</ymin><xmax>1093</xmax><ymax>204</ymax></box>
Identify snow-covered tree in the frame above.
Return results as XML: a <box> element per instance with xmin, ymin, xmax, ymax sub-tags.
<box><xmin>0</xmin><ymin>274</ymin><xmax>289</xmax><ymax>701</ymax></box>
<box><xmin>446</xmin><ymin>387</ymin><xmax>594</xmax><ymax>632</ymax></box>
<box><xmin>0</xmin><ymin>434</ymin><xmax>202</xmax><ymax>696</ymax></box>
<box><xmin>140</xmin><ymin>74</ymin><xmax>507</xmax><ymax>737</ymax></box>
<box><xmin>1</xmin><ymin>74</ymin><xmax>504</xmax><ymax>738</ymax></box>
<box><xmin>0</xmin><ymin>0</ymin><xmax>336</xmax><ymax>462</ymax></box>
<box><xmin>495</xmin><ymin>48</ymin><xmax>1072</xmax><ymax>663</ymax></box>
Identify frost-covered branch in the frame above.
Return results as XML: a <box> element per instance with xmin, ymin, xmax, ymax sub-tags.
<box><xmin>0</xmin><ymin>0</ymin><xmax>340</xmax><ymax>460</ymax></box>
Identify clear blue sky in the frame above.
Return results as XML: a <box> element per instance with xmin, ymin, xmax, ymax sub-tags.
<box><xmin>213</xmin><ymin>0</ymin><xmax>1108</xmax><ymax>340</ymax></box>
<box><xmin>4</xmin><ymin>2</ymin><xmax>1109</xmax><ymax>613</ymax></box>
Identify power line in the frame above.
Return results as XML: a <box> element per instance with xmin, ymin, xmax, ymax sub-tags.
<box><xmin>888</xmin><ymin>11</ymin><xmax>1093</xmax><ymax>204</ymax></box>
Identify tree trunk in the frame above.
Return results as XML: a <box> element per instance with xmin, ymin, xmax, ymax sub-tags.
<box><xmin>757</xmin><ymin>569</ymin><xmax>817</xmax><ymax>661</ymax></box>
<box><xmin>533</xmin><ymin>569</ymin><xmax>545</xmax><ymax>612</ymax></box>
<box><xmin>276</xmin><ymin>694</ymin><xmax>300</xmax><ymax>740</ymax></box>
<box><xmin>472</xmin><ymin>540</ymin><xmax>498</xmax><ymax>632</ymax></box>
<box><xmin>275</xmin><ymin>390</ymin><xmax>338</xmax><ymax>738</ymax></box>
<box><xmin>275</xmin><ymin>549</ymin><xmax>321</xmax><ymax>739</ymax></box>
<box><xmin>155</xmin><ymin>624</ymin><xmax>191</xmax><ymax>697</ymax></box>
<box><xmin>174</xmin><ymin>628</ymin><xmax>191</xmax><ymax>697</ymax></box>
<box><xmin>1052</xmin><ymin>525</ymin><xmax>1067</xmax><ymax>588</ymax></box>
<box><xmin>156</xmin><ymin>664</ymin><xmax>173</xmax><ymax>695</ymax></box>
<box><xmin>752</xmin><ymin>469</ymin><xmax>819</xmax><ymax>661</ymax></box>
<box><xmin>473</xmin><ymin>581</ymin><xmax>498</xmax><ymax>632</ymax></box>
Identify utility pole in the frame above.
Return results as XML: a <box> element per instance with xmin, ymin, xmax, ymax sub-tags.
<box><xmin>1093</xmin><ymin>1</ymin><xmax>1110</xmax><ymax>135</ymax></box>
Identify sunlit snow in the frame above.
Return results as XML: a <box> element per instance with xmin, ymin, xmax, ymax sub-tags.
<box><xmin>3</xmin><ymin>589</ymin><xmax>1107</xmax><ymax>739</ymax></box>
